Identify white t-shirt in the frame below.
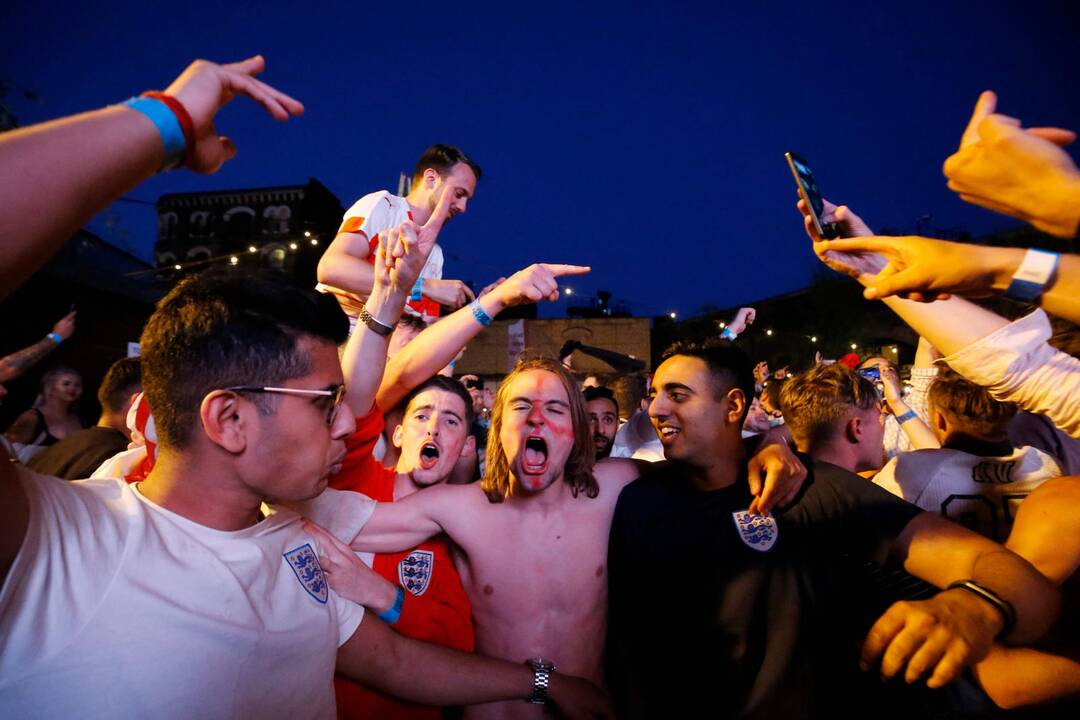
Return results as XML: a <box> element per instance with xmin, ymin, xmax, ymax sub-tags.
<box><xmin>873</xmin><ymin>445</ymin><xmax>1061</xmax><ymax>541</ymax></box>
<box><xmin>0</xmin><ymin>468</ymin><xmax>374</xmax><ymax>719</ymax></box>
<box><xmin>316</xmin><ymin>190</ymin><xmax>444</xmax><ymax>326</ymax></box>
<box><xmin>610</xmin><ymin>410</ymin><xmax>664</xmax><ymax>462</ymax></box>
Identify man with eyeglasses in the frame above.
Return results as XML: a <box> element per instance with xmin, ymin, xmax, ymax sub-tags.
<box><xmin>0</xmin><ymin>227</ymin><xmax>608</xmax><ymax>718</ymax></box>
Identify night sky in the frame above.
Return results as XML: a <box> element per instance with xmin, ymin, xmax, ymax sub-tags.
<box><xmin>5</xmin><ymin>1</ymin><xmax>1079</xmax><ymax>317</ymax></box>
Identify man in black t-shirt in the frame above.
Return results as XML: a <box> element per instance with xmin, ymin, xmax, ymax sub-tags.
<box><xmin>606</xmin><ymin>342</ymin><xmax>1059</xmax><ymax>718</ymax></box>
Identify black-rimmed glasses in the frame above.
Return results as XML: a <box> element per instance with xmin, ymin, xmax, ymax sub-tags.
<box><xmin>226</xmin><ymin>385</ymin><xmax>347</xmax><ymax>425</ymax></box>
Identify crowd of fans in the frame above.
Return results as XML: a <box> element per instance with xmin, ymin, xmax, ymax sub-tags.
<box><xmin>0</xmin><ymin>56</ymin><xmax>1078</xmax><ymax>719</ymax></box>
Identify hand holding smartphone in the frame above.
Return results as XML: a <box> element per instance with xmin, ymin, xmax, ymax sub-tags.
<box><xmin>785</xmin><ymin>151</ymin><xmax>839</xmax><ymax>239</ymax></box>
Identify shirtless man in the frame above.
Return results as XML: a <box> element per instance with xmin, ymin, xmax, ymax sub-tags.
<box><xmin>312</xmin><ymin>355</ymin><xmax>805</xmax><ymax>718</ymax></box>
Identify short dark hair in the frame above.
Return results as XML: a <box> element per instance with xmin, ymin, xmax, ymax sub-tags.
<box><xmin>97</xmin><ymin>357</ymin><xmax>142</xmax><ymax>413</ymax></box>
<box><xmin>412</xmin><ymin>144</ymin><xmax>482</xmax><ymax>186</ymax></box>
<box><xmin>583</xmin><ymin>385</ymin><xmax>619</xmax><ymax>418</ymax></box>
<box><xmin>613</xmin><ymin>373</ymin><xmax>647</xmax><ymax>418</ymax></box>
<box><xmin>140</xmin><ymin>269</ymin><xmax>349</xmax><ymax>447</ymax></box>
<box><xmin>401</xmin><ymin>375</ymin><xmax>475</xmax><ymax>426</ymax></box>
<box><xmin>396</xmin><ymin>314</ymin><xmax>428</xmax><ymax>335</ymax></box>
<box><xmin>928</xmin><ymin>368</ymin><xmax>1017</xmax><ymax>438</ymax></box>
<box><xmin>661</xmin><ymin>340</ymin><xmax>755</xmax><ymax>421</ymax></box>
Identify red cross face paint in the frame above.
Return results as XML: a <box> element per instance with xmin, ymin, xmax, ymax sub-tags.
<box><xmin>499</xmin><ymin>369</ymin><xmax>576</xmax><ymax>494</ymax></box>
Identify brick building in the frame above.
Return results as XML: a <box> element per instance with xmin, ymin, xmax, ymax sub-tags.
<box><xmin>153</xmin><ymin>178</ymin><xmax>344</xmax><ymax>286</ymax></box>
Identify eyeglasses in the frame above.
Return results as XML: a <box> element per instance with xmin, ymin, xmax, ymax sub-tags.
<box><xmin>226</xmin><ymin>384</ymin><xmax>347</xmax><ymax>425</ymax></box>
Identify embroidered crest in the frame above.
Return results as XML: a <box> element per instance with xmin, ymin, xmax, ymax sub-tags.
<box><xmin>284</xmin><ymin>543</ymin><xmax>328</xmax><ymax>604</ymax></box>
<box><xmin>399</xmin><ymin>550</ymin><xmax>434</xmax><ymax>596</ymax></box>
<box><xmin>732</xmin><ymin>511</ymin><xmax>778</xmax><ymax>552</ymax></box>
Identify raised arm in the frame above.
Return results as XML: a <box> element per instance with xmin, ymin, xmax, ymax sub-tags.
<box><xmin>865</xmin><ymin>358</ymin><xmax>939</xmax><ymax>450</ymax></box>
<box><xmin>342</xmin><ymin>189</ymin><xmax>457</xmax><ymax>417</ymax></box>
<box><xmin>816</xmin><ymin>236</ymin><xmax>1080</xmax><ymax>325</ymax></box>
<box><xmin>377</xmin><ymin>262</ymin><xmax>590</xmax><ymax>410</ymax></box>
<box><xmin>797</xmin><ymin>198</ymin><xmax>1080</xmax><ymax>436</ymax></box>
<box><xmin>0</xmin><ymin>311</ymin><xmax>76</xmax><ymax>384</ymax></box>
<box><xmin>0</xmin><ymin>55</ymin><xmax>303</xmax><ymax>298</ymax></box>
<box><xmin>944</xmin><ymin>90</ymin><xmax>1080</xmax><ymax>238</ymax></box>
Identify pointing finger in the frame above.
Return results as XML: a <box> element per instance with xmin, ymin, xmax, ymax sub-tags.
<box><xmin>541</xmin><ymin>264</ymin><xmax>591</xmax><ymax>277</ymax></box>
<box><xmin>1027</xmin><ymin>126</ymin><xmax>1077</xmax><ymax>146</ymax></box>
<box><xmin>423</xmin><ymin>185</ymin><xmax>456</xmax><ymax>231</ymax></box>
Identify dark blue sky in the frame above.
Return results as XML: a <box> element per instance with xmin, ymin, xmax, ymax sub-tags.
<box><xmin>5</xmin><ymin>1</ymin><xmax>1079</xmax><ymax>317</ymax></box>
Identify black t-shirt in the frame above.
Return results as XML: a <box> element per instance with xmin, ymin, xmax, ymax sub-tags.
<box><xmin>26</xmin><ymin>426</ymin><xmax>128</xmax><ymax>480</ymax></box>
<box><xmin>606</xmin><ymin>457</ymin><xmax>922</xmax><ymax>719</ymax></box>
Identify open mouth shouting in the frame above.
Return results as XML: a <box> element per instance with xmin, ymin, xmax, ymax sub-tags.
<box><xmin>419</xmin><ymin>442</ymin><xmax>441</xmax><ymax>470</ymax></box>
<box><xmin>523</xmin><ymin>436</ymin><xmax>549</xmax><ymax>475</ymax></box>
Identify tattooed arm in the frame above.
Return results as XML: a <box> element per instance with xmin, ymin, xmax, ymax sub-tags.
<box><xmin>0</xmin><ymin>311</ymin><xmax>76</xmax><ymax>384</ymax></box>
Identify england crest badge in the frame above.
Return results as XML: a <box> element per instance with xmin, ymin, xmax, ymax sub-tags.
<box><xmin>284</xmin><ymin>543</ymin><xmax>328</xmax><ymax>604</ymax></box>
<box><xmin>399</xmin><ymin>550</ymin><xmax>434</xmax><ymax>596</ymax></box>
<box><xmin>732</xmin><ymin>510</ymin><xmax>778</xmax><ymax>552</ymax></box>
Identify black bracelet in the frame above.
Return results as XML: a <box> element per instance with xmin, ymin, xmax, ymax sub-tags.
<box><xmin>946</xmin><ymin>580</ymin><xmax>1016</xmax><ymax>638</ymax></box>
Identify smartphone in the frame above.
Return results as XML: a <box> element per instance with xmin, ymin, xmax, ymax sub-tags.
<box><xmin>858</xmin><ymin>367</ymin><xmax>880</xmax><ymax>381</ymax></box>
<box><xmin>785</xmin><ymin>151</ymin><xmax>839</xmax><ymax>239</ymax></box>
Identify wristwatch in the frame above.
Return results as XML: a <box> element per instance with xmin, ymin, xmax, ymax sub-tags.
<box><xmin>524</xmin><ymin>657</ymin><xmax>556</xmax><ymax>704</ymax></box>
<box><xmin>358</xmin><ymin>307</ymin><xmax>394</xmax><ymax>337</ymax></box>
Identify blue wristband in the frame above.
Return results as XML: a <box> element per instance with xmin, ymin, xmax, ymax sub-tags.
<box><xmin>720</xmin><ymin>327</ymin><xmax>737</xmax><ymax>341</ymax></box>
<box><xmin>410</xmin><ymin>278</ymin><xmax>424</xmax><ymax>302</ymax></box>
<box><xmin>378</xmin><ymin>586</ymin><xmax>405</xmax><ymax>625</ymax></box>
<box><xmin>469</xmin><ymin>299</ymin><xmax>493</xmax><ymax>327</ymax></box>
<box><xmin>123</xmin><ymin>96</ymin><xmax>187</xmax><ymax>169</ymax></box>
<box><xmin>46</xmin><ymin>332</ymin><xmax>63</xmax><ymax>345</ymax></box>
<box><xmin>895</xmin><ymin>409</ymin><xmax>918</xmax><ymax>425</ymax></box>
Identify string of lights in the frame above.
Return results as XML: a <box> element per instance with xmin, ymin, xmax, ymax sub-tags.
<box><xmin>122</xmin><ymin>232</ymin><xmax>323</xmax><ymax>278</ymax></box>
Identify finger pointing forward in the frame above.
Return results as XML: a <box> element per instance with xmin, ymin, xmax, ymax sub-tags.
<box><xmin>540</xmin><ymin>264</ymin><xmax>592</xmax><ymax>277</ymax></box>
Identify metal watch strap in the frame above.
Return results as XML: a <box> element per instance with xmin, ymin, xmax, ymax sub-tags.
<box><xmin>525</xmin><ymin>658</ymin><xmax>555</xmax><ymax>704</ymax></box>
<box><xmin>359</xmin><ymin>308</ymin><xmax>394</xmax><ymax>337</ymax></box>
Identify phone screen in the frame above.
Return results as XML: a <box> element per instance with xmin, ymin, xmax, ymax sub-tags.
<box><xmin>785</xmin><ymin>151</ymin><xmax>838</xmax><ymax>239</ymax></box>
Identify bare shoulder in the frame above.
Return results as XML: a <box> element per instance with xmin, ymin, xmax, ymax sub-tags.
<box><xmin>594</xmin><ymin>458</ymin><xmax>643</xmax><ymax>492</ymax></box>
<box><xmin>409</xmin><ymin>481</ymin><xmax>491</xmax><ymax>513</ymax></box>
<box><xmin>1019</xmin><ymin>475</ymin><xmax>1080</xmax><ymax>516</ymax></box>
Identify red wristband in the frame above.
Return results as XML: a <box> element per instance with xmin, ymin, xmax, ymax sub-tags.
<box><xmin>141</xmin><ymin>91</ymin><xmax>195</xmax><ymax>166</ymax></box>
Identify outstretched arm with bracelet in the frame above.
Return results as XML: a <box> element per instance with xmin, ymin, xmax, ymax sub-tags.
<box><xmin>377</xmin><ymin>263</ymin><xmax>591</xmax><ymax>411</ymax></box>
<box><xmin>798</xmin><ymin>198</ymin><xmax>1080</xmax><ymax>438</ymax></box>
<box><xmin>0</xmin><ymin>311</ymin><xmax>76</xmax><ymax>384</ymax></box>
<box><xmin>0</xmin><ymin>56</ymin><xmax>303</xmax><ymax>299</ymax></box>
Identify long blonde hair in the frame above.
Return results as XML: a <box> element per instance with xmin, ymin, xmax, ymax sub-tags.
<box><xmin>481</xmin><ymin>356</ymin><xmax>599</xmax><ymax>503</ymax></box>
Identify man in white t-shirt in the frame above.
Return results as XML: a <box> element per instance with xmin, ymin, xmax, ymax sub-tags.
<box><xmin>317</xmin><ymin>144</ymin><xmax>480</xmax><ymax>326</ymax></box>
<box><xmin>873</xmin><ymin>368</ymin><xmax>1062</xmax><ymax>541</ymax></box>
<box><xmin>0</xmin><ymin>260</ymin><xmax>606</xmax><ymax>718</ymax></box>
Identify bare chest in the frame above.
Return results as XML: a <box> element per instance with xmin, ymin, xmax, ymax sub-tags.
<box><xmin>454</xmin><ymin>497</ymin><xmax>617</xmax><ymax>677</ymax></box>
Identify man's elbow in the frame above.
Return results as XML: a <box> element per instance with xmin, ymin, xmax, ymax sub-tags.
<box><xmin>316</xmin><ymin>246</ymin><xmax>341</xmax><ymax>285</ymax></box>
